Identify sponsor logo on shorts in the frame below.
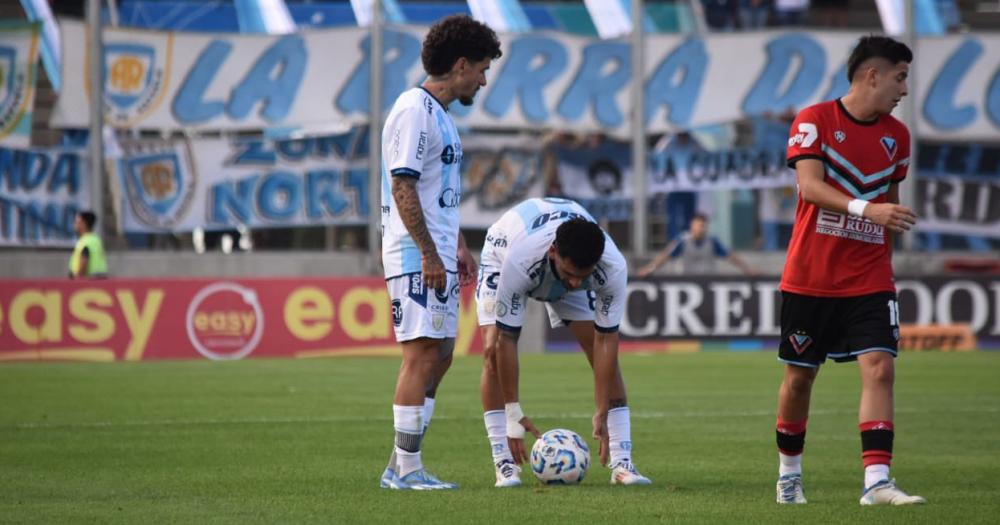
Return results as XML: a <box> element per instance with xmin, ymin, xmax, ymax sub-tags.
<box><xmin>391</xmin><ymin>299</ymin><xmax>402</xmax><ymax>327</ymax></box>
<box><xmin>432</xmin><ymin>314</ymin><xmax>444</xmax><ymax>330</ymax></box>
<box><xmin>496</xmin><ymin>301</ymin><xmax>509</xmax><ymax>317</ymax></box>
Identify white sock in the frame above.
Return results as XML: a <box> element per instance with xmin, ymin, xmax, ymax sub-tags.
<box><xmin>607</xmin><ymin>406</ymin><xmax>632</xmax><ymax>466</ymax></box>
<box><xmin>778</xmin><ymin>452</ymin><xmax>802</xmax><ymax>477</ymax></box>
<box><xmin>484</xmin><ymin>410</ymin><xmax>512</xmax><ymax>464</ymax></box>
<box><xmin>864</xmin><ymin>464</ymin><xmax>890</xmax><ymax>489</ymax></box>
<box><xmin>393</xmin><ymin>404</ymin><xmax>423</xmax><ymax>477</ymax></box>
<box><xmin>423</xmin><ymin>397</ymin><xmax>436</xmax><ymax>433</ymax></box>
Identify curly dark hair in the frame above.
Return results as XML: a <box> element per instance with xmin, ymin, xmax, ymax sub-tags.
<box><xmin>422</xmin><ymin>15</ymin><xmax>502</xmax><ymax>77</ymax></box>
<box><xmin>847</xmin><ymin>35</ymin><xmax>912</xmax><ymax>82</ymax></box>
<box><xmin>555</xmin><ymin>218</ymin><xmax>605</xmax><ymax>270</ymax></box>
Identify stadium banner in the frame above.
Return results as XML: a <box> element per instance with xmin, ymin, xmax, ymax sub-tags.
<box><xmin>459</xmin><ymin>133</ymin><xmax>545</xmax><ymax>228</ymax></box>
<box><xmin>552</xmin><ymin>139</ymin><xmax>794</xmax><ymax>199</ymax></box>
<box><xmin>0</xmin><ymin>22</ymin><xmax>40</xmax><ymax>147</ymax></box>
<box><xmin>112</xmin><ymin>133</ymin><xmax>369</xmax><ymax>232</ymax></box>
<box><xmin>0</xmin><ymin>277</ymin><xmax>483</xmax><ymax>362</ymax></box>
<box><xmin>546</xmin><ymin>276</ymin><xmax>1000</xmax><ymax>352</ymax></box>
<box><xmin>0</xmin><ymin>146</ymin><xmax>89</xmax><ymax>247</ymax></box>
<box><xmin>51</xmin><ymin>20</ymin><xmax>1000</xmax><ymax>140</ymax></box>
<box><xmin>913</xmin><ymin>143</ymin><xmax>1000</xmax><ymax>238</ymax></box>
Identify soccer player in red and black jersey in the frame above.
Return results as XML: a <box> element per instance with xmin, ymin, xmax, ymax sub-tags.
<box><xmin>774</xmin><ymin>36</ymin><xmax>925</xmax><ymax>506</ymax></box>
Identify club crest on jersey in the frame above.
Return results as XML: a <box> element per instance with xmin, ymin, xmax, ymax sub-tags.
<box><xmin>880</xmin><ymin>136</ymin><xmax>897</xmax><ymax>160</ymax></box>
<box><xmin>834</xmin><ymin>131</ymin><xmax>846</xmax><ymax>143</ymax></box>
<box><xmin>789</xmin><ymin>331</ymin><xmax>812</xmax><ymax>355</ymax></box>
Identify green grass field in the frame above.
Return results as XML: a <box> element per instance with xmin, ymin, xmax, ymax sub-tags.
<box><xmin>1</xmin><ymin>351</ymin><xmax>998</xmax><ymax>524</ymax></box>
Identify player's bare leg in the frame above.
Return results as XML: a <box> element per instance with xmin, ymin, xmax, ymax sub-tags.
<box><xmin>479</xmin><ymin>325</ymin><xmax>521</xmax><ymax>487</ymax></box>
<box><xmin>381</xmin><ymin>338</ymin><xmax>456</xmax><ymax>490</ymax></box>
<box><xmin>384</xmin><ymin>338</ymin><xmax>454</xmax><ymax>486</ymax></box>
<box><xmin>775</xmin><ymin>364</ymin><xmax>817</xmax><ymax>503</ymax></box>
<box><xmin>856</xmin><ymin>352</ymin><xmax>924</xmax><ymax>505</ymax></box>
<box><xmin>569</xmin><ymin>321</ymin><xmax>650</xmax><ymax>485</ymax></box>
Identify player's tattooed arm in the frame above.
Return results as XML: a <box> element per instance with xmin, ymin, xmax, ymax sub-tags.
<box><xmin>392</xmin><ymin>176</ymin><xmax>437</xmax><ymax>256</ymax></box>
<box><xmin>392</xmin><ymin>176</ymin><xmax>446</xmax><ymax>291</ymax></box>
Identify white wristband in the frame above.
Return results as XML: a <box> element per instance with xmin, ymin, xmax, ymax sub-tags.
<box><xmin>847</xmin><ymin>199</ymin><xmax>869</xmax><ymax>218</ymax></box>
<box><xmin>505</xmin><ymin>402</ymin><xmax>525</xmax><ymax>439</ymax></box>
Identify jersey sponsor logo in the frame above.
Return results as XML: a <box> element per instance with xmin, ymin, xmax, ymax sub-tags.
<box><xmin>438</xmin><ymin>187</ymin><xmax>461</xmax><ymax>208</ymax></box>
<box><xmin>815</xmin><ymin>209</ymin><xmax>885</xmax><ymax>245</ymax></box>
<box><xmin>390</xmin><ymin>128</ymin><xmax>402</xmax><ymax>160</ymax></box>
<box><xmin>599</xmin><ymin>294</ymin><xmax>614</xmax><ymax>316</ymax></box>
<box><xmin>511</xmin><ymin>293</ymin><xmax>522</xmax><ymax>316</ymax></box>
<box><xmin>495</xmin><ymin>301</ymin><xmax>509</xmax><ymax>317</ymax></box>
<box><xmin>880</xmin><ymin>136</ymin><xmax>897</xmax><ymax>160</ymax></box>
<box><xmin>528</xmin><ymin>210</ymin><xmax>588</xmax><ymax>233</ymax></box>
<box><xmin>788</xmin><ymin>122</ymin><xmax>818</xmax><ymax>148</ymax></box>
<box><xmin>789</xmin><ymin>330</ymin><xmax>812</xmax><ymax>354</ymax></box>
<box><xmin>485</xmin><ymin>233</ymin><xmax>508</xmax><ymax>248</ymax></box>
<box><xmin>415</xmin><ymin>131</ymin><xmax>427</xmax><ymax>160</ymax></box>
<box><xmin>423</xmin><ymin>96</ymin><xmax>434</xmax><ymax>115</ymax></box>
<box><xmin>834</xmin><ymin>130</ymin><xmax>846</xmax><ymax>143</ymax></box>
<box><xmin>441</xmin><ymin>144</ymin><xmax>457</xmax><ymax>164</ymax></box>
<box><xmin>391</xmin><ymin>299</ymin><xmax>403</xmax><ymax>326</ymax></box>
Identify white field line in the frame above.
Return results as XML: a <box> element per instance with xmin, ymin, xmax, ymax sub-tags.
<box><xmin>7</xmin><ymin>406</ymin><xmax>997</xmax><ymax>431</ymax></box>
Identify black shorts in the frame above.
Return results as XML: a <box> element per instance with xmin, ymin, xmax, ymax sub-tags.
<box><xmin>778</xmin><ymin>291</ymin><xmax>900</xmax><ymax>368</ymax></box>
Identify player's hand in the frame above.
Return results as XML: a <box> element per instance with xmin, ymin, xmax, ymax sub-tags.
<box><xmin>421</xmin><ymin>252</ymin><xmax>447</xmax><ymax>292</ymax></box>
<box><xmin>592</xmin><ymin>410</ymin><xmax>609</xmax><ymax>466</ymax></box>
<box><xmin>457</xmin><ymin>244</ymin><xmax>478</xmax><ymax>288</ymax></box>
<box><xmin>507</xmin><ymin>415</ymin><xmax>541</xmax><ymax>464</ymax></box>
<box><xmin>636</xmin><ymin>267</ymin><xmax>652</xmax><ymax>278</ymax></box>
<box><xmin>864</xmin><ymin>203</ymin><xmax>917</xmax><ymax>233</ymax></box>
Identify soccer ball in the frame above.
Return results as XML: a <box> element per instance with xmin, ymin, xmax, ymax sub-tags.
<box><xmin>530</xmin><ymin>428</ymin><xmax>590</xmax><ymax>484</ymax></box>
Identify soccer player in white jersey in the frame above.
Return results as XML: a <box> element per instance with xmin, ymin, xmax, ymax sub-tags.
<box><xmin>476</xmin><ymin>197</ymin><xmax>652</xmax><ymax>487</ymax></box>
<box><xmin>379</xmin><ymin>15</ymin><xmax>501</xmax><ymax>491</ymax></box>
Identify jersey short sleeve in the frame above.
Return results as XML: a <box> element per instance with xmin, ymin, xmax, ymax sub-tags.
<box><xmin>384</xmin><ymin>105</ymin><xmax>432</xmax><ymax>179</ymax></box>
<box><xmin>493</xmin><ymin>255</ymin><xmax>533</xmax><ymax>333</ymax></box>
<box><xmin>787</xmin><ymin>107</ymin><xmax>824</xmax><ymax>168</ymax></box>
<box><xmin>891</xmin><ymin>125</ymin><xmax>911</xmax><ymax>183</ymax></box>
<box><xmin>591</xmin><ymin>249</ymin><xmax>628</xmax><ymax>332</ymax></box>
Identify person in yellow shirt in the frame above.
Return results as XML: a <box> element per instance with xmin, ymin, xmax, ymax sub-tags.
<box><xmin>69</xmin><ymin>211</ymin><xmax>108</xmax><ymax>279</ymax></box>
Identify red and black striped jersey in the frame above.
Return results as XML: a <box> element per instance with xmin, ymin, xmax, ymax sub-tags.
<box><xmin>782</xmin><ymin>99</ymin><xmax>910</xmax><ymax>297</ymax></box>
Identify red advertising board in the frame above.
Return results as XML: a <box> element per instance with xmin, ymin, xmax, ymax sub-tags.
<box><xmin>0</xmin><ymin>277</ymin><xmax>483</xmax><ymax>361</ymax></box>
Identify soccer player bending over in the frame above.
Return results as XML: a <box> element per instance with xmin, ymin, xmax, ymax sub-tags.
<box><xmin>775</xmin><ymin>35</ymin><xmax>924</xmax><ymax>506</ymax></box>
<box><xmin>378</xmin><ymin>15</ymin><xmax>501</xmax><ymax>490</ymax></box>
<box><xmin>476</xmin><ymin>198</ymin><xmax>652</xmax><ymax>487</ymax></box>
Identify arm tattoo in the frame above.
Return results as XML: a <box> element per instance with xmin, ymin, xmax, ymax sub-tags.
<box><xmin>392</xmin><ymin>177</ymin><xmax>437</xmax><ymax>256</ymax></box>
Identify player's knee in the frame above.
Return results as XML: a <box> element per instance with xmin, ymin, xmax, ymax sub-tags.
<box><xmin>864</xmin><ymin>358</ymin><xmax>895</xmax><ymax>385</ymax></box>
<box><xmin>784</xmin><ymin>370</ymin><xmax>816</xmax><ymax>396</ymax></box>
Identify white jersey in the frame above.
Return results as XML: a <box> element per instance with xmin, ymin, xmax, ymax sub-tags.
<box><xmin>484</xmin><ymin>197</ymin><xmax>628</xmax><ymax>332</ymax></box>
<box><xmin>380</xmin><ymin>87</ymin><xmax>463</xmax><ymax>279</ymax></box>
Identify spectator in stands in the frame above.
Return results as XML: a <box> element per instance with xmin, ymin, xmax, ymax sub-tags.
<box><xmin>740</xmin><ymin>0</ymin><xmax>772</xmax><ymax>29</ymax></box>
<box><xmin>69</xmin><ymin>211</ymin><xmax>108</xmax><ymax>279</ymax></box>
<box><xmin>637</xmin><ymin>212</ymin><xmax>758</xmax><ymax>277</ymax></box>
<box><xmin>651</xmin><ymin>132</ymin><xmax>704</xmax><ymax>243</ymax></box>
<box><xmin>702</xmin><ymin>0</ymin><xmax>740</xmax><ymax>30</ymax></box>
<box><xmin>774</xmin><ymin>0</ymin><xmax>809</xmax><ymax>26</ymax></box>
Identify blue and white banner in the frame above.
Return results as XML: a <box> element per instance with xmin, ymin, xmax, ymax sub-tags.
<box><xmin>52</xmin><ymin>21</ymin><xmax>1000</xmax><ymax>140</ymax></box>
<box><xmin>114</xmin><ymin>132</ymin><xmax>369</xmax><ymax>233</ymax></box>
<box><xmin>0</xmin><ymin>22</ymin><xmax>40</xmax><ymax>148</ymax></box>
<box><xmin>914</xmin><ymin>143</ymin><xmax>1000</xmax><ymax>238</ymax></box>
<box><xmin>0</xmin><ymin>145</ymin><xmax>88</xmax><ymax>246</ymax></box>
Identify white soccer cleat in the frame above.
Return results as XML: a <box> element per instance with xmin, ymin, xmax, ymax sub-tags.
<box><xmin>610</xmin><ymin>461</ymin><xmax>652</xmax><ymax>485</ymax></box>
<box><xmin>859</xmin><ymin>479</ymin><xmax>926</xmax><ymax>506</ymax></box>
<box><xmin>776</xmin><ymin>474</ymin><xmax>807</xmax><ymax>504</ymax></box>
<box><xmin>384</xmin><ymin>469</ymin><xmax>458</xmax><ymax>490</ymax></box>
<box><xmin>494</xmin><ymin>459</ymin><xmax>522</xmax><ymax>488</ymax></box>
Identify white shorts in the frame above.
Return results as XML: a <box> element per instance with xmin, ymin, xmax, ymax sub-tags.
<box><xmin>476</xmin><ymin>248</ymin><xmax>596</xmax><ymax>330</ymax></box>
<box><xmin>386</xmin><ymin>272</ymin><xmax>460</xmax><ymax>342</ymax></box>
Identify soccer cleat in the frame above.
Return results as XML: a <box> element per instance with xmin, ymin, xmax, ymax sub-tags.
<box><xmin>776</xmin><ymin>474</ymin><xmax>807</xmax><ymax>504</ymax></box>
<box><xmin>859</xmin><ymin>478</ymin><xmax>926</xmax><ymax>506</ymax></box>
<box><xmin>494</xmin><ymin>459</ymin><xmax>522</xmax><ymax>488</ymax></box>
<box><xmin>396</xmin><ymin>469</ymin><xmax>458</xmax><ymax>490</ymax></box>
<box><xmin>610</xmin><ymin>461</ymin><xmax>652</xmax><ymax>485</ymax></box>
<box><xmin>379</xmin><ymin>467</ymin><xmax>411</xmax><ymax>490</ymax></box>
